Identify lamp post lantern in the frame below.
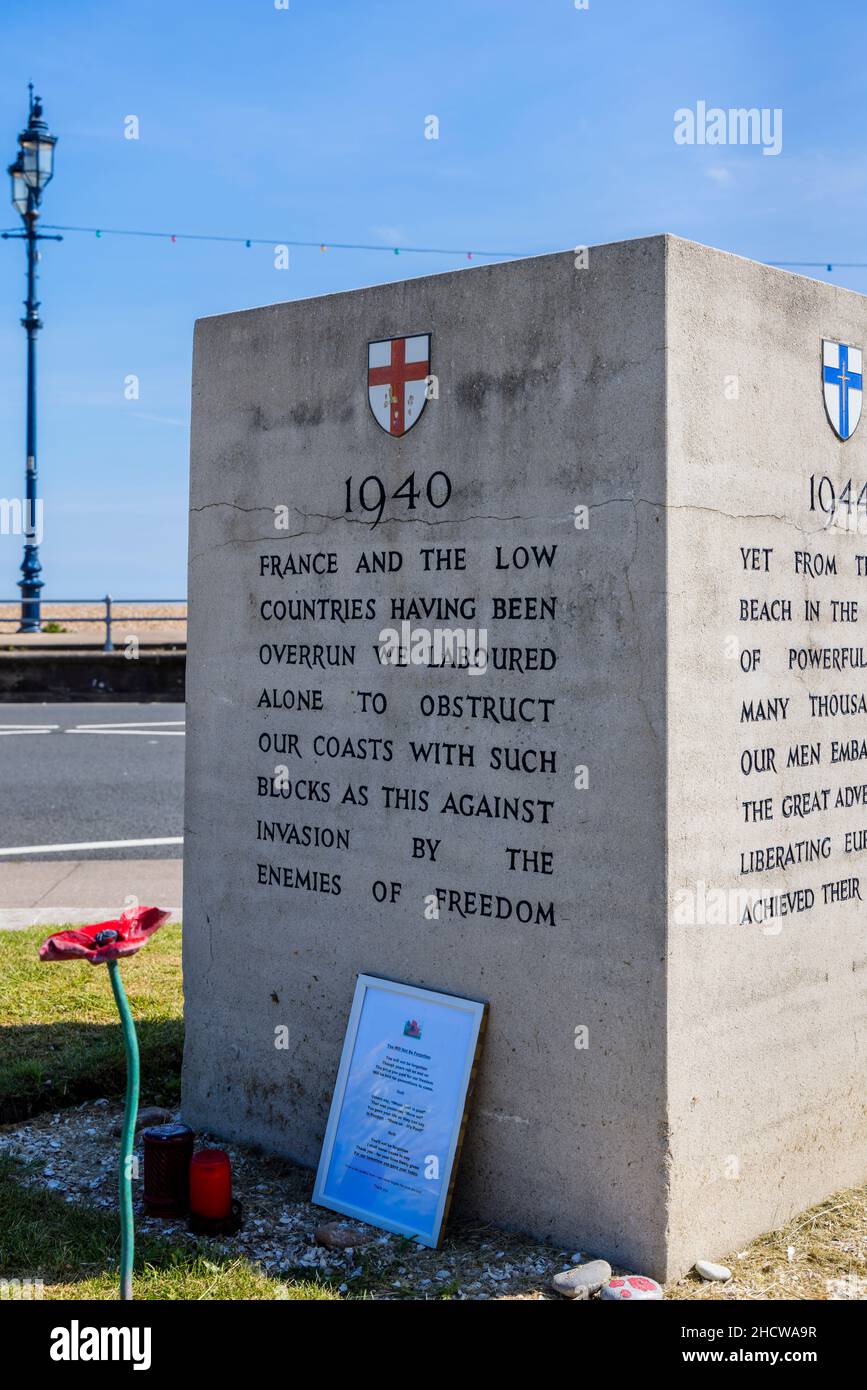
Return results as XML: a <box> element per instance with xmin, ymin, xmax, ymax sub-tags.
<box><xmin>3</xmin><ymin>85</ymin><xmax>61</xmax><ymax>632</ymax></box>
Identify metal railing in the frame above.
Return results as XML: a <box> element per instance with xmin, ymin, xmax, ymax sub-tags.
<box><xmin>0</xmin><ymin>597</ymin><xmax>187</xmax><ymax>652</ymax></box>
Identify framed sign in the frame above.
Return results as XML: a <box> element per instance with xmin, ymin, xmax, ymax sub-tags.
<box><xmin>313</xmin><ymin>974</ymin><xmax>487</xmax><ymax>1248</ymax></box>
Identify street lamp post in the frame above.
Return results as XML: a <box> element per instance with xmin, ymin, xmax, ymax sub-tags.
<box><xmin>3</xmin><ymin>85</ymin><xmax>60</xmax><ymax>632</ymax></box>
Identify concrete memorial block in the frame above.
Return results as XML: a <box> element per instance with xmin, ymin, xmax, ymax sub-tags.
<box><xmin>182</xmin><ymin>235</ymin><xmax>867</xmax><ymax>1279</ymax></box>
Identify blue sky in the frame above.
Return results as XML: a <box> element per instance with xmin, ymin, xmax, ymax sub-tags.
<box><xmin>1</xmin><ymin>0</ymin><xmax>865</xmax><ymax>598</ymax></box>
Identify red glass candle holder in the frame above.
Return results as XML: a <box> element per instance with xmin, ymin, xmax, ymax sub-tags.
<box><xmin>189</xmin><ymin>1148</ymin><xmax>232</xmax><ymax>1220</ymax></box>
<box><xmin>187</xmin><ymin>1148</ymin><xmax>241</xmax><ymax>1234</ymax></box>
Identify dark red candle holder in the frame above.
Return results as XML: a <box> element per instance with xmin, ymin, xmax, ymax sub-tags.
<box><xmin>142</xmin><ymin>1123</ymin><xmax>195</xmax><ymax>1218</ymax></box>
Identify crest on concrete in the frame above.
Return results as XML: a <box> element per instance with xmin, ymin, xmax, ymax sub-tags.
<box><xmin>368</xmin><ymin>334</ymin><xmax>430</xmax><ymax>436</ymax></box>
<box><xmin>823</xmin><ymin>339</ymin><xmax>862</xmax><ymax>441</ymax></box>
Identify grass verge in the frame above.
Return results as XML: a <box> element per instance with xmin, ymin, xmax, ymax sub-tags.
<box><xmin>0</xmin><ymin>922</ymin><xmax>184</xmax><ymax>1124</ymax></box>
<box><xmin>0</xmin><ymin>1156</ymin><xmax>341</xmax><ymax>1300</ymax></box>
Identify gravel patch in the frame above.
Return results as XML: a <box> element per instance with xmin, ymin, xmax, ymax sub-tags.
<box><xmin>0</xmin><ymin>1100</ymin><xmax>577</xmax><ymax>1300</ymax></box>
<box><xmin>6</xmin><ymin>1101</ymin><xmax>862</xmax><ymax>1300</ymax></box>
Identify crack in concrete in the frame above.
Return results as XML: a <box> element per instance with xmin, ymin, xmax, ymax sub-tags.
<box><xmin>190</xmin><ymin>496</ymin><xmax>830</xmax><ymax>537</ymax></box>
<box><xmin>188</xmin><ymin>508</ymin><xmax>565</xmax><ymax>564</ymax></box>
<box><xmin>31</xmin><ymin>861</ymin><xmax>81</xmax><ymax>908</ymax></box>
<box><xmin>190</xmin><ymin>500</ymin><xmax>541</xmax><ymax>526</ymax></box>
<box><xmin>591</xmin><ymin>496</ymin><xmax>830</xmax><ymax>537</ymax></box>
<box><xmin>297</xmin><ymin>510</ymin><xmax>551</xmax><ymax>528</ymax></box>
<box><xmin>189</xmin><ymin>530</ymin><xmax>318</xmax><ymax>564</ymax></box>
<box><xmin>190</xmin><ymin>503</ymin><xmax>275</xmax><ymax>515</ymax></box>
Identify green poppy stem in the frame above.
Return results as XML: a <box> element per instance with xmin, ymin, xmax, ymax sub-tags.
<box><xmin>107</xmin><ymin>958</ymin><xmax>139</xmax><ymax>1301</ymax></box>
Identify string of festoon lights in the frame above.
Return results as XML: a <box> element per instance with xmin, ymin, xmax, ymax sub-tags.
<box><xmin>3</xmin><ymin>223</ymin><xmax>865</xmax><ymax>273</ymax></box>
<box><xmin>15</xmin><ymin>223</ymin><xmax>529</xmax><ymax>261</ymax></box>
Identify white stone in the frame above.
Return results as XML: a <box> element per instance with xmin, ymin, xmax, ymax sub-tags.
<box><xmin>695</xmin><ymin>1260</ymin><xmax>732</xmax><ymax>1282</ymax></box>
<box><xmin>552</xmin><ymin>1259</ymin><xmax>612</xmax><ymax>1299</ymax></box>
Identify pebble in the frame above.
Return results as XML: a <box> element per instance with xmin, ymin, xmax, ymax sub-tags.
<box><xmin>112</xmin><ymin>1106</ymin><xmax>174</xmax><ymax>1137</ymax></box>
<box><xmin>695</xmin><ymin>1260</ymin><xmax>731</xmax><ymax>1282</ymax></box>
<box><xmin>313</xmin><ymin>1221</ymin><xmax>374</xmax><ymax>1251</ymax></box>
<box><xmin>599</xmin><ymin>1275</ymin><xmax>663</xmax><ymax>1301</ymax></box>
<box><xmin>551</xmin><ymin>1258</ymin><xmax>612</xmax><ymax>1299</ymax></box>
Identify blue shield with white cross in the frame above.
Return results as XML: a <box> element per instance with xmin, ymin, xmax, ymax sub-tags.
<box><xmin>823</xmin><ymin>339</ymin><xmax>863</xmax><ymax>441</ymax></box>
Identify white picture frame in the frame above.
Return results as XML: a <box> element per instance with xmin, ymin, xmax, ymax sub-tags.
<box><xmin>313</xmin><ymin>974</ymin><xmax>487</xmax><ymax>1248</ymax></box>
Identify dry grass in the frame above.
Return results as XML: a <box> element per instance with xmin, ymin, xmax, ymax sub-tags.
<box><xmin>667</xmin><ymin>1185</ymin><xmax>867</xmax><ymax>1299</ymax></box>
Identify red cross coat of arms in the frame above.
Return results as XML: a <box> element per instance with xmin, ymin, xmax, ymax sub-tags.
<box><xmin>367</xmin><ymin>334</ymin><xmax>431</xmax><ymax>437</ymax></box>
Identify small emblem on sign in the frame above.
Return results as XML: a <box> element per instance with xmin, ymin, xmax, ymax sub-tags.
<box><xmin>403</xmin><ymin>1018</ymin><xmax>422</xmax><ymax>1039</ymax></box>
<box><xmin>823</xmin><ymin>339</ymin><xmax>863</xmax><ymax>441</ymax></box>
<box><xmin>368</xmin><ymin>334</ymin><xmax>431</xmax><ymax>437</ymax></box>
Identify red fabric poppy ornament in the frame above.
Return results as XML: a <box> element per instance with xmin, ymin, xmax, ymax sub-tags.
<box><xmin>39</xmin><ymin>903</ymin><xmax>171</xmax><ymax>1300</ymax></box>
<box><xmin>39</xmin><ymin>905</ymin><xmax>170</xmax><ymax>965</ymax></box>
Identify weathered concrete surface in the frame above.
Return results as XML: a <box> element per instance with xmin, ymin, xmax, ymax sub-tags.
<box><xmin>183</xmin><ymin>239</ymin><xmax>669</xmax><ymax>1274</ymax></box>
<box><xmin>183</xmin><ymin>235</ymin><xmax>867</xmax><ymax>1279</ymax></box>
<box><xmin>664</xmin><ymin>238</ymin><xmax>867</xmax><ymax>1274</ymax></box>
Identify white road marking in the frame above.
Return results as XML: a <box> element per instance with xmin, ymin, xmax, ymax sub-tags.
<box><xmin>0</xmin><ymin>837</ymin><xmax>184</xmax><ymax>857</ymax></box>
<box><xmin>0</xmin><ymin>721</ymin><xmax>184</xmax><ymax>737</ymax></box>
<box><xmin>0</xmin><ymin>725</ymin><xmax>59</xmax><ymax>736</ymax></box>
<box><xmin>65</xmin><ymin>728</ymin><xmax>185</xmax><ymax>736</ymax></box>
<box><xmin>72</xmin><ymin>721</ymin><xmax>185</xmax><ymax>728</ymax></box>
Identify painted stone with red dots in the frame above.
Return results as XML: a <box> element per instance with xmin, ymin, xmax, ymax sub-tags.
<box><xmin>599</xmin><ymin>1274</ymin><xmax>663</xmax><ymax>1300</ymax></box>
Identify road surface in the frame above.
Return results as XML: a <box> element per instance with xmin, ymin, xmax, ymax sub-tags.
<box><xmin>0</xmin><ymin>702</ymin><xmax>184</xmax><ymax>859</ymax></box>
<box><xmin>0</xmin><ymin>703</ymin><xmax>185</xmax><ymax>924</ymax></box>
